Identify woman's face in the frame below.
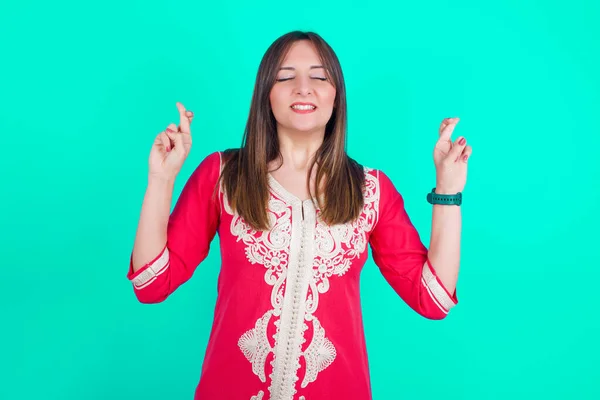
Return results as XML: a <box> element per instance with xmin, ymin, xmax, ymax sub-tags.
<box><xmin>269</xmin><ymin>40</ymin><xmax>337</xmax><ymax>135</ymax></box>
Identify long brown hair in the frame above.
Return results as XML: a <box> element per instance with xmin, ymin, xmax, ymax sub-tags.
<box><xmin>220</xmin><ymin>31</ymin><xmax>365</xmax><ymax>231</ymax></box>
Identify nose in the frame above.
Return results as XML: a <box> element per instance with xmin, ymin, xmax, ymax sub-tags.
<box><xmin>294</xmin><ymin>75</ymin><xmax>313</xmax><ymax>96</ymax></box>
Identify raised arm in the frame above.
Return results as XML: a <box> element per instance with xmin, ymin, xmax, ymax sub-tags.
<box><xmin>128</xmin><ymin>102</ymin><xmax>221</xmax><ymax>303</ymax></box>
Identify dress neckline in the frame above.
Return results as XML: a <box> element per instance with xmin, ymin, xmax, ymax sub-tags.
<box><xmin>267</xmin><ymin>173</ymin><xmax>319</xmax><ymax>205</ymax></box>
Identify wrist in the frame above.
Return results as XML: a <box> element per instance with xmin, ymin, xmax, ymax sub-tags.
<box><xmin>148</xmin><ymin>174</ymin><xmax>176</xmax><ymax>189</ymax></box>
<box><xmin>428</xmin><ymin>186</ymin><xmax>463</xmax><ymax>206</ymax></box>
<box><xmin>434</xmin><ymin>187</ymin><xmax>459</xmax><ymax>195</ymax></box>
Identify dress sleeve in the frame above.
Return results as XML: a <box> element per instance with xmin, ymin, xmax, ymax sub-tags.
<box><xmin>369</xmin><ymin>169</ymin><xmax>458</xmax><ymax>319</ymax></box>
<box><xmin>126</xmin><ymin>151</ymin><xmax>222</xmax><ymax>303</ymax></box>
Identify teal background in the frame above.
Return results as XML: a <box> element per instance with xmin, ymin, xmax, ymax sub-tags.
<box><xmin>1</xmin><ymin>1</ymin><xmax>599</xmax><ymax>399</ymax></box>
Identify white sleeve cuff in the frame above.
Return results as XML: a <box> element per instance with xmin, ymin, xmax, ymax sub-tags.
<box><xmin>130</xmin><ymin>247</ymin><xmax>170</xmax><ymax>289</ymax></box>
<box><xmin>421</xmin><ymin>260</ymin><xmax>458</xmax><ymax>314</ymax></box>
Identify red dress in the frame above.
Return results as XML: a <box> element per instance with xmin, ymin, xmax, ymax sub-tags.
<box><xmin>127</xmin><ymin>151</ymin><xmax>458</xmax><ymax>400</ymax></box>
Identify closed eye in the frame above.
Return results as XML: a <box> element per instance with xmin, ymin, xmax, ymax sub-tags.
<box><xmin>275</xmin><ymin>77</ymin><xmax>328</xmax><ymax>82</ymax></box>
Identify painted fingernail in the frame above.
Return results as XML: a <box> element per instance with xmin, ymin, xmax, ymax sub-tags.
<box><xmin>166</xmin><ymin>128</ymin><xmax>173</xmax><ymax>132</ymax></box>
<box><xmin>463</xmin><ymin>155</ymin><xmax>468</xmax><ymax>162</ymax></box>
<box><xmin>459</xmin><ymin>137</ymin><xmax>466</xmax><ymax>145</ymax></box>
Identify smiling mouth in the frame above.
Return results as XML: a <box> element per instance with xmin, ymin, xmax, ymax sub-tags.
<box><xmin>290</xmin><ymin>104</ymin><xmax>317</xmax><ymax>113</ymax></box>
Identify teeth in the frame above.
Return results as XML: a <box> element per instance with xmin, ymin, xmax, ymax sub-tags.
<box><xmin>292</xmin><ymin>104</ymin><xmax>315</xmax><ymax>110</ymax></box>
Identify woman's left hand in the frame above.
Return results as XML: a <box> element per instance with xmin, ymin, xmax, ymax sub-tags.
<box><xmin>433</xmin><ymin>117</ymin><xmax>472</xmax><ymax>194</ymax></box>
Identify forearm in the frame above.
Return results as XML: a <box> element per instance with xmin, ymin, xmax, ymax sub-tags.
<box><xmin>427</xmin><ymin>203</ymin><xmax>461</xmax><ymax>295</ymax></box>
<box><xmin>131</xmin><ymin>176</ymin><xmax>175</xmax><ymax>273</ymax></box>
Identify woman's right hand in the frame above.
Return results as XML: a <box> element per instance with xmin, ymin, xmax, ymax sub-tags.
<box><xmin>149</xmin><ymin>102</ymin><xmax>194</xmax><ymax>181</ymax></box>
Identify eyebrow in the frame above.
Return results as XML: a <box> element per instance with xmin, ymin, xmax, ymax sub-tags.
<box><xmin>278</xmin><ymin>65</ymin><xmax>325</xmax><ymax>71</ymax></box>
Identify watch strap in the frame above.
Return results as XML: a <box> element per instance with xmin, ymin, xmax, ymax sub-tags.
<box><xmin>427</xmin><ymin>187</ymin><xmax>462</xmax><ymax>205</ymax></box>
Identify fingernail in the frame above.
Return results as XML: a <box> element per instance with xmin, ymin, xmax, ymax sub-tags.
<box><xmin>463</xmin><ymin>155</ymin><xmax>468</xmax><ymax>162</ymax></box>
<box><xmin>459</xmin><ymin>137</ymin><xmax>466</xmax><ymax>145</ymax></box>
<box><xmin>190</xmin><ymin>111</ymin><xmax>194</xmax><ymax>117</ymax></box>
<box><xmin>166</xmin><ymin>128</ymin><xmax>173</xmax><ymax>132</ymax></box>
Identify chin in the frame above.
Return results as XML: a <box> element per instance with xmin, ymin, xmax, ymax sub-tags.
<box><xmin>286</xmin><ymin>116</ymin><xmax>327</xmax><ymax>133</ymax></box>
<box><xmin>288</xmin><ymin>122</ymin><xmax>324</xmax><ymax>133</ymax></box>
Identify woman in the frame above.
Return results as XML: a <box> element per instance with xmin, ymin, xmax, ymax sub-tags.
<box><xmin>128</xmin><ymin>31</ymin><xmax>471</xmax><ymax>400</ymax></box>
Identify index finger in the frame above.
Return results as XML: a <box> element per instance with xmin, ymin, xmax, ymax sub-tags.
<box><xmin>176</xmin><ymin>102</ymin><xmax>191</xmax><ymax>134</ymax></box>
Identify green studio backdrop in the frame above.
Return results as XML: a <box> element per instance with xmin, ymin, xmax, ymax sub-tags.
<box><xmin>1</xmin><ymin>1</ymin><xmax>599</xmax><ymax>399</ymax></box>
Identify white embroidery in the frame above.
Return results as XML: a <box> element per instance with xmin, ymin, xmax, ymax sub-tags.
<box><xmin>225</xmin><ymin>168</ymin><xmax>379</xmax><ymax>399</ymax></box>
<box><xmin>238</xmin><ymin>310</ymin><xmax>274</xmax><ymax>382</ymax></box>
<box><xmin>130</xmin><ymin>248</ymin><xmax>170</xmax><ymax>289</ymax></box>
<box><xmin>305</xmin><ymin>170</ymin><xmax>379</xmax><ymax>317</ymax></box>
<box><xmin>301</xmin><ymin>318</ymin><xmax>337</xmax><ymax>388</ymax></box>
<box><xmin>268</xmin><ymin>212</ymin><xmax>313</xmax><ymax>400</ymax></box>
<box><xmin>250</xmin><ymin>390</ymin><xmax>264</xmax><ymax>400</ymax></box>
<box><xmin>228</xmin><ymin>196</ymin><xmax>292</xmax><ymax>315</ymax></box>
<box><xmin>421</xmin><ymin>262</ymin><xmax>456</xmax><ymax>313</ymax></box>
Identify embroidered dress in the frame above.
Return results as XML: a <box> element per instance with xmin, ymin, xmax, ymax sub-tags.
<box><xmin>127</xmin><ymin>151</ymin><xmax>458</xmax><ymax>400</ymax></box>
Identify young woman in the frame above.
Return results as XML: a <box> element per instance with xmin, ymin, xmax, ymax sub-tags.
<box><xmin>128</xmin><ymin>30</ymin><xmax>471</xmax><ymax>400</ymax></box>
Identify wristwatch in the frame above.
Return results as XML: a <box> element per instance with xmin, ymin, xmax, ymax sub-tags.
<box><xmin>427</xmin><ymin>187</ymin><xmax>462</xmax><ymax>206</ymax></box>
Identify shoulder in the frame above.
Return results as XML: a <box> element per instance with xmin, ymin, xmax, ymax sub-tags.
<box><xmin>351</xmin><ymin>160</ymin><xmax>402</xmax><ymax>211</ymax></box>
<box><xmin>201</xmin><ymin>150</ymin><xmax>222</xmax><ymax>167</ymax></box>
<box><xmin>185</xmin><ymin>150</ymin><xmax>228</xmax><ymax>189</ymax></box>
<box><xmin>195</xmin><ymin>147</ymin><xmax>241</xmax><ymax>171</ymax></box>
<box><xmin>192</xmin><ymin>151</ymin><xmax>222</xmax><ymax>177</ymax></box>
<box><xmin>347</xmin><ymin>156</ymin><xmax>391</xmax><ymax>190</ymax></box>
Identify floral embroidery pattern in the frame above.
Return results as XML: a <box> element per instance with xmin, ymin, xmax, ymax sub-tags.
<box><xmin>306</xmin><ymin>169</ymin><xmax>378</xmax><ymax>315</ymax></box>
<box><xmin>223</xmin><ymin>168</ymin><xmax>379</xmax><ymax>399</ymax></box>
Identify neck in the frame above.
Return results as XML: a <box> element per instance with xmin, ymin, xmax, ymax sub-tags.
<box><xmin>274</xmin><ymin>125</ymin><xmax>325</xmax><ymax>172</ymax></box>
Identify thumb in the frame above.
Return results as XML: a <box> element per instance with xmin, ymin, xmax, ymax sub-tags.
<box><xmin>172</xmin><ymin>129</ymin><xmax>186</xmax><ymax>158</ymax></box>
